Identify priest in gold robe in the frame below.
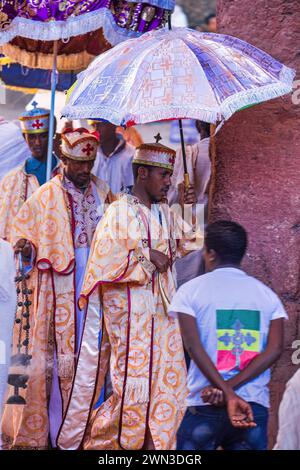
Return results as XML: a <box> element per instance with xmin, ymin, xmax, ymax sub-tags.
<box><xmin>57</xmin><ymin>138</ymin><xmax>203</xmax><ymax>451</ymax></box>
<box><xmin>1</xmin><ymin>129</ymin><xmax>112</xmax><ymax>450</ymax></box>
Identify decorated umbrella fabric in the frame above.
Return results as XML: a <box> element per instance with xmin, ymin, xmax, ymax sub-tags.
<box><xmin>0</xmin><ymin>0</ymin><xmax>174</xmax><ymax>180</ymax></box>
<box><xmin>0</xmin><ymin>1</ymin><xmax>173</xmax><ymax>70</ymax></box>
<box><xmin>63</xmin><ymin>26</ymin><xmax>295</xmax><ymax>185</ymax></box>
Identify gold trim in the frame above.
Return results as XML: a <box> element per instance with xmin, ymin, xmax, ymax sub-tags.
<box><xmin>61</xmin><ymin>150</ymin><xmax>96</xmax><ymax>162</ymax></box>
<box><xmin>3</xmin><ymin>84</ymin><xmax>38</xmax><ymax>94</ymax></box>
<box><xmin>137</xmin><ymin>143</ymin><xmax>176</xmax><ymax>156</ymax></box>
<box><xmin>132</xmin><ymin>159</ymin><xmax>174</xmax><ymax>171</ymax></box>
<box><xmin>1</xmin><ymin>43</ymin><xmax>106</xmax><ymax>72</ymax></box>
<box><xmin>61</xmin><ymin>134</ymin><xmax>98</xmax><ymax>149</ymax></box>
<box><xmin>21</xmin><ymin>128</ymin><xmax>49</xmax><ymax>135</ymax></box>
<box><xmin>134</xmin><ymin>249</ymin><xmax>156</xmax><ymax>275</ymax></box>
<box><xmin>19</xmin><ymin>113</ymin><xmax>50</xmax><ymax>121</ymax></box>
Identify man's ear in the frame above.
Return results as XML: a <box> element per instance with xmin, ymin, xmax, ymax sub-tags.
<box><xmin>22</xmin><ymin>133</ymin><xmax>27</xmax><ymax>143</ymax></box>
<box><xmin>138</xmin><ymin>166</ymin><xmax>148</xmax><ymax>180</ymax></box>
<box><xmin>206</xmin><ymin>247</ymin><xmax>217</xmax><ymax>262</ymax></box>
<box><xmin>60</xmin><ymin>156</ymin><xmax>67</xmax><ymax>166</ymax></box>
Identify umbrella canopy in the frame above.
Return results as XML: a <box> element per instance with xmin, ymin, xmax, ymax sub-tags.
<box><xmin>62</xmin><ymin>27</ymin><xmax>295</xmax><ymax>125</ymax></box>
<box><xmin>0</xmin><ymin>1</ymin><xmax>173</xmax><ymax>71</ymax></box>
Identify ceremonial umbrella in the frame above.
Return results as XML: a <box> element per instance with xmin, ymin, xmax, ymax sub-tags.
<box><xmin>0</xmin><ymin>0</ymin><xmax>173</xmax><ymax>180</ymax></box>
<box><xmin>62</xmin><ymin>26</ymin><xmax>295</xmax><ymax>186</ymax></box>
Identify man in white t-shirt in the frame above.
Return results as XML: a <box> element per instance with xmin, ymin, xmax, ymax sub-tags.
<box><xmin>169</xmin><ymin>220</ymin><xmax>287</xmax><ymax>450</ymax></box>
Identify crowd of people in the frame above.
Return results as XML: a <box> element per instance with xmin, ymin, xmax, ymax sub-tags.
<box><xmin>0</xmin><ymin>103</ymin><xmax>297</xmax><ymax>451</ymax></box>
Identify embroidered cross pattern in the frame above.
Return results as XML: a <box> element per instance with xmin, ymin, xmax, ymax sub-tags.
<box><xmin>82</xmin><ymin>143</ymin><xmax>94</xmax><ymax>156</ymax></box>
<box><xmin>216</xmin><ymin>310</ymin><xmax>260</xmax><ymax>372</ymax></box>
<box><xmin>32</xmin><ymin>119</ymin><xmax>44</xmax><ymax>130</ymax></box>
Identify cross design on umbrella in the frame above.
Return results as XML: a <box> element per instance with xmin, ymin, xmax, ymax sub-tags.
<box><xmin>82</xmin><ymin>143</ymin><xmax>94</xmax><ymax>156</ymax></box>
<box><xmin>32</xmin><ymin>119</ymin><xmax>44</xmax><ymax>130</ymax></box>
<box><xmin>218</xmin><ymin>319</ymin><xmax>256</xmax><ymax>369</ymax></box>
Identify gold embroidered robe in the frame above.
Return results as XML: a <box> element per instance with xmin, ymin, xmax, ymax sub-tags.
<box><xmin>57</xmin><ymin>193</ymin><xmax>203</xmax><ymax>451</ymax></box>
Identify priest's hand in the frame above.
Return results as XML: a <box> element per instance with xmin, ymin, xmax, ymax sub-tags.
<box><xmin>183</xmin><ymin>184</ymin><xmax>197</xmax><ymax>205</ymax></box>
<box><xmin>14</xmin><ymin>239</ymin><xmax>32</xmax><ymax>260</ymax></box>
<box><xmin>226</xmin><ymin>393</ymin><xmax>256</xmax><ymax>429</ymax></box>
<box><xmin>149</xmin><ymin>249</ymin><xmax>170</xmax><ymax>273</ymax></box>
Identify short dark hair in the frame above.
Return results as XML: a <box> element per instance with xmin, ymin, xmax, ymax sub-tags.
<box><xmin>196</xmin><ymin>120</ymin><xmax>210</xmax><ymax>138</ymax></box>
<box><xmin>205</xmin><ymin>220</ymin><xmax>247</xmax><ymax>264</ymax></box>
<box><xmin>204</xmin><ymin>13</ymin><xmax>216</xmax><ymax>25</ymax></box>
<box><xmin>132</xmin><ymin>162</ymin><xmax>153</xmax><ymax>180</ymax></box>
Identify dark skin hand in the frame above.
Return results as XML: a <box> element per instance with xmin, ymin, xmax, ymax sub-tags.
<box><xmin>176</xmin><ymin>312</ymin><xmax>256</xmax><ymax>428</ymax></box>
<box><xmin>14</xmin><ymin>238</ymin><xmax>32</xmax><ymax>259</ymax></box>
<box><xmin>201</xmin><ymin>318</ymin><xmax>284</xmax><ymax>406</ymax></box>
<box><xmin>149</xmin><ymin>249</ymin><xmax>170</xmax><ymax>273</ymax></box>
<box><xmin>178</xmin><ymin>183</ymin><xmax>197</xmax><ymax>206</ymax></box>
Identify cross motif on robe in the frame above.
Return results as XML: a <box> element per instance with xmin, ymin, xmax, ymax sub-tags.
<box><xmin>82</xmin><ymin>143</ymin><xmax>94</xmax><ymax>156</ymax></box>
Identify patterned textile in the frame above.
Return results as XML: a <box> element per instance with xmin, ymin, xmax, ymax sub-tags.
<box><xmin>57</xmin><ymin>193</ymin><xmax>203</xmax><ymax>450</ymax></box>
<box><xmin>134</xmin><ymin>141</ymin><xmax>176</xmax><ymax>171</ymax></box>
<box><xmin>63</xmin><ymin>27</ymin><xmax>295</xmax><ymax>125</ymax></box>
<box><xmin>61</xmin><ymin>128</ymin><xmax>99</xmax><ymax>161</ymax></box>
<box><xmin>19</xmin><ymin>102</ymin><xmax>50</xmax><ymax>135</ymax></box>
<box><xmin>63</xmin><ymin>176</ymin><xmax>101</xmax><ymax>249</ymax></box>
<box><xmin>0</xmin><ymin>1</ymin><xmax>172</xmax><ymax>45</ymax></box>
<box><xmin>0</xmin><ymin>160</ymin><xmax>61</xmax><ymax>241</ymax></box>
<box><xmin>1</xmin><ymin>174</ymin><xmax>110</xmax><ymax>449</ymax></box>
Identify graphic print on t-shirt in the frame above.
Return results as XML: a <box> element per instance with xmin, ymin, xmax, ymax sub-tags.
<box><xmin>216</xmin><ymin>309</ymin><xmax>260</xmax><ymax>372</ymax></box>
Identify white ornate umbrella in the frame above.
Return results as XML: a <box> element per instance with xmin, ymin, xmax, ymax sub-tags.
<box><xmin>63</xmin><ymin>27</ymin><xmax>295</xmax><ymax>125</ymax></box>
<box><xmin>63</xmin><ymin>26</ymin><xmax>295</xmax><ymax>185</ymax></box>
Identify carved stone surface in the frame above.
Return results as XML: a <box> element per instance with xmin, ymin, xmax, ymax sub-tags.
<box><xmin>212</xmin><ymin>0</ymin><xmax>300</xmax><ymax>447</ymax></box>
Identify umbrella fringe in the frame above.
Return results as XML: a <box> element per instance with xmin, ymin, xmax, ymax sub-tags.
<box><xmin>62</xmin><ymin>104</ymin><xmax>222</xmax><ymax>125</ymax></box>
<box><xmin>279</xmin><ymin>65</ymin><xmax>296</xmax><ymax>87</ymax></box>
<box><xmin>221</xmin><ymin>82</ymin><xmax>294</xmax><ymax>120</ymax></box>
<box><xmin>62</xmin><ymin>78</ymin><xmax>293</xmax><ymax>125</ymax></box>
<box><xmin>0</xmin><ymin>9</ymin><xmax>146</xmax><ymax>47</ymax></box>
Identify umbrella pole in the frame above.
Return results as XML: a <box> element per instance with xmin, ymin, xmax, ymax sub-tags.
<box><xmin>178</xmin><ymin>118</ymin><xmax>190</xmax><ymax>189</ymax></box>
<box><xmin>168</xmin><ymin>14</ymin><xmax>190</xmax><ymax>189</ymax></box>
<box><xmin>46</xmin><ymin>40</ymin><xmax>58</xmax><ymax>181</ymax></box>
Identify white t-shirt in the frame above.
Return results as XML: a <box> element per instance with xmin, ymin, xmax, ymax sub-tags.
<box><xmin>92</xmin><ymin>140</ymin><xmax>134</xmax><ymax>194</ymax></box>
<box><xmin>169</xmin><ymin>267</ymin><xmax>288</xmax><ymax>408</ymax></box>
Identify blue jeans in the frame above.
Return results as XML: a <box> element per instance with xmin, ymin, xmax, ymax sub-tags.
<box><xmin>177</xmin><ymin>402</ymin><xmax>268</xmax><ymax>450</ymax></box>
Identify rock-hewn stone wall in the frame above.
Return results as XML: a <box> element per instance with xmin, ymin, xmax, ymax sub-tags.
<box><xmin>212</xmin><ymin>0</ymin><xmax>300</xmax><ymax>447</ymax></box>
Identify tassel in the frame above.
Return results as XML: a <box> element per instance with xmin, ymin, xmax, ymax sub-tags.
<box><xmin>125</xmin><ymin>377</ymin><xmax>149</xmax><ymax>404</ymax></box>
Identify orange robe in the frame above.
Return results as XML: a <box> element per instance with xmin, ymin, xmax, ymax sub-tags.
<box><xmin>57</xmin><ymin>193</ymin><xmax>203</xmax><ymax>451</ymax></box>
<box><xmin>0</xmin><ymin>162</ymin><xmax>60</xmax><ymax>241</ymax></box>
<box><xmin>1</xmin><ymin>174</ymin><xmax>111</xmax><ymax>450</ymax></box>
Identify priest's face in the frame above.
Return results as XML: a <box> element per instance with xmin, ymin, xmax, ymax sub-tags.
<box><xmin>146</xmin><ymin>166</ymin><xmax>172</xmax><ymax>203</ymax></box>
<box><xmin>62</xmin><ymin>157</ymin><xmax>95</xmax><ymax>188</ymax></box>
<box><xmin>24</xmin><ymin>132</ymin><xmax>49</xmax><ymax>160</ymax></box>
